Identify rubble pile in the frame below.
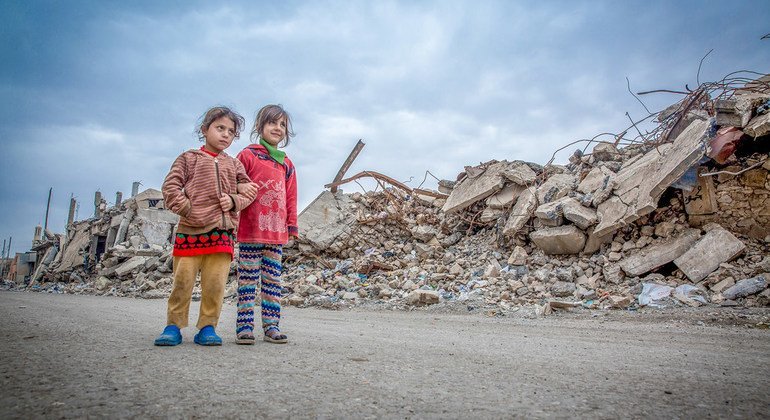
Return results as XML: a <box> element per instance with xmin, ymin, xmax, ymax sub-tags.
<box><xmin>22</xmin><ymin>189</ymin><xmax>180</xmax><ymax>299</ymax></box>
<box><xmin>4</xmin><ymin>72</ymin><xmax>769</xmax><ymax>315</ymax></box>
<box><xmin>286</xmin><ymin>73</ymin><xmax>770</xmax><ymax>312</ymax></box>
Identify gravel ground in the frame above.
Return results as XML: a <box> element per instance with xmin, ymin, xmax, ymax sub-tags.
<box><xmin>1</xmin><ymin>291</ymin><xmax>769</xmax><ymax>419</ymax></box>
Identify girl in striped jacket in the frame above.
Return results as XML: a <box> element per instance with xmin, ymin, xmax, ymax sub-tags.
<box><xmin>235</xmin><ymin>104</ymin><xmax>298</xmax><ymax>345</ymax></box>
<box><xmin>154</xmin><ymin>106</ymin><xmax>257</xmax><ymax>347</ymax></box>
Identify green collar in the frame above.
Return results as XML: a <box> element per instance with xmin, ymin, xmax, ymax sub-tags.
<box><xmin>259</xmin><ymin>138</ymin><xmax>286</xmax><ymax>164</ymax></box>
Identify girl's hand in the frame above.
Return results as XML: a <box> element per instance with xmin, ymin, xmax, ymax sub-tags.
<box><xmin>219</xmin><ymin>195</ymin><xmax>234</xmax><ymax>211</ymax></box>
<box><xmin>237</xmin><ymin>182</ymin><xmax>258</xmax><ymax>201</ymax></box>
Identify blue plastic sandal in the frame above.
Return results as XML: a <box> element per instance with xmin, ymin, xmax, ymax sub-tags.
<box><xmin>194</xmin><ymin>325</ymin><xmax>222</xmax><ymax>346</ymax></box>
<box><xmin>154</xmin><ymin>325</ymin><xmax>182</xmax><ymax>346</ymax></box>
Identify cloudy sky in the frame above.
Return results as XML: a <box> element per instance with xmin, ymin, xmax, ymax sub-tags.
<box><xmin>1</xmin><ymin>1</ymin><xmax>768</xmax><ymax>255</ymax></box>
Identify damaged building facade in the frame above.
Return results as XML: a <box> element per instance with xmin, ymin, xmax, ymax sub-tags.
<box><xmin>12</xmin><ymin>188</ymin><xmax>180</xmax><ymax>296</ymax></box>
<box><xmin>4</xmin><ymin>73</ymin><xmax>770</xmax><ymax>314</ymax></box>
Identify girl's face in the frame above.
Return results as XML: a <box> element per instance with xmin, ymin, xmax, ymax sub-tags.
<box><xmin>202</xmin><ymin>116</ymin><xmax>236</xmax><ymax>154</ymax></box>
<box><xmin>261</xmin><ymin>115</ymin><xmax>287</xmax><ymax>147</ymax></box>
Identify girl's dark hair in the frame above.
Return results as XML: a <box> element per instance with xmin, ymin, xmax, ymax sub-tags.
<box><xmin>251</xmin><ymin>104</ymin><xmax>295</xmax><ymax>147</ymax></box>
<box><xmin>196</xmin><ymin>106</ymin><xmax>246</xmax><ymax>141</ymax></box>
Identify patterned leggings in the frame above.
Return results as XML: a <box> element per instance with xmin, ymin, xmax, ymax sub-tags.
<box><xmin>236</xmin><ymin>243</ymin><xmax>283</xmax><ymax>337</ymax></box>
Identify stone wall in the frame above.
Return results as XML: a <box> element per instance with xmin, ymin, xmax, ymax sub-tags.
<box><xmin>686</xmin><ymin>153</ymin><xmax>770</xmax><ymax>239</ymax></box>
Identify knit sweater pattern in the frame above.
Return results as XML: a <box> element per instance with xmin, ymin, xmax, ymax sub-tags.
<box><xmin>236</xmin><ymin>144</ymin><xmax>298</xmax><ymax>245</ymax></box>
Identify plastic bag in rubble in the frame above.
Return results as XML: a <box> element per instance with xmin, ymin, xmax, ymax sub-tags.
<box><xmin>673</xmin><ymin>284</ymin><xmax>708</xmax><ymax>306</ymax></box>
<box><xmin>638</xmin><ymin>283</ymin><xmax>674</xmax><ymax>307</ymax></box>
<box><xmin>334</xmin><ymin>260</ymin><xmax>352</xmax><ymax>274</ymax></box>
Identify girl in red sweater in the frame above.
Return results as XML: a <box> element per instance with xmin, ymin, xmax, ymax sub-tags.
<box><xmin>235</xmin><ymin>104</ymin><xmax>298</xmax><ymax>344</ymax></box>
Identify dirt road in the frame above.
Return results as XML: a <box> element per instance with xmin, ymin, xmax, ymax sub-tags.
<box><xmin>1</xmin><ymin>291</ymin><xmax>768</xmax><ymax>418</ymax></box>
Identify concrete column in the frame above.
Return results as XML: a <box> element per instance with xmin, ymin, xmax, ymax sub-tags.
<box><xmin>115</xmin><ymin>207</ymin><xmax>135</xmax><ymax>246</ymax></box>
<box><xmin>115</xmin><ymin>191</ymin><xmax>123</xmax><ymax>207</ymax></box>
<box><xmin>94</xmin><ymin>191</ymin><xmax>102</xmax><ymax>218</ymax></box>
<box><xmin>131</xmin><ymin>182</ymin><xmax>141</xmax><ymax>197</ymax></box>
<box><xmin>33</xmin><ymin>225</ymin><xmax>42</xmax><ymax>246</ymax></box>
<box><xmin>67</xmin><ymin>198</ymin><xmax>76</xmax><ymax>227</ymax></box>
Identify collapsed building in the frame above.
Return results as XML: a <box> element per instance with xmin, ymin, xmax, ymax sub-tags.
<box><xmin>4</xmin><ymin>72</ymin><xmax>769</xmax><ymax>314</ymax></box>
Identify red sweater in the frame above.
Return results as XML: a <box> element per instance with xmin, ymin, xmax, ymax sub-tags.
<box><xmin>236</xmin><ymin>144</ymin><xmax>298</xmax><ymax>244</ymax></box>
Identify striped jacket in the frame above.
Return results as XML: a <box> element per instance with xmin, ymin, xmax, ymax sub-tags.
<box><xmin>162</xmin><ymin>149</ymin><xmax>255</xmax><ymax>235</ymax></box>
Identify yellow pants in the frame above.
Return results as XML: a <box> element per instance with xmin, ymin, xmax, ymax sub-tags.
<box><xmin>166</xmin><ymin>253</ymin><xmax>231</xmax><ymax>329</ymax></box>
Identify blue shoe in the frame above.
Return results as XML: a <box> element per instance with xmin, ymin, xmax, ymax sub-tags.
<box><xmin>194</xmin><ymin>325</ymin><xmax>222</xmax><ymax>346</ymax></box>
<box><xmin>154</xmin><ymin>325</ymin><xmax>182</xmax><ymax>346</ymax></box>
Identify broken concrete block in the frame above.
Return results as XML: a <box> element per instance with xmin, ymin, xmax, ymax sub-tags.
<box><xmin>608</xmin><ymin>295</ymin><xmax>632</xmax><ymax>308</ymax></box>
<box><xmin>721</xmin><ymin>275</ymin><xmax>768</xmax><ymax>300</ymax></box>
<box><xmin>673</xmin><ymin>227</ymin><xmax>746</xmax><ymax>282</ymax></box>
<box><xmin>502</xmin><ymin>161</ymin><xmax>538</xmax><ymax>186</ymax></box>
<box><xmin>406</xmin><ymin>289</ymin><xmax>440</xmax><ymax>306</ymax></box>
<box><xmin>95</xmin><ymin>276</ymin><xmax>111</xmax><ymax>291</ymax></box>
<box><xmin>479</xmin><ymin>207</ymin><xmax>504</xmax><ymax>223</ymax></box>
<box><xmin>577</xmin><ymin>166</ymin><xmax>616</xmax><ymax>204</ymax></box>
<box><xmin>534</xmin><ymin>199</ymin><xmax>565</xmax><ymax>227</ymax></box>
<box><xmin>486</xmin><ymin>183</ymin><xmax>525</xmax><ymax>209</ymax></box>
<box><xmin>287</xmin><ymin>295</ymin><xmax>305</xmax><ymax>306</ymax></box>
<box><xmin>561</xmin><ymin>198</ymin><xmax>598</xmax><ymax>230</ymax></box>
<box><xmin>138</xmin><ymin>219</ymin><xmax>174</xmax><ymax>247</ymax></box>
<box><xmin>710</xmin><ymin>277</ymin><xmax>735</xmax><ymax>293</ymax></box>
<box><xmin>536</xmin><ymin>173</ymin><xmax>576</xmax><ymax>205</ymax></box>
<box><xmin>736</xmin><ymin>92</ymin><xmax>770</xmax><ymax>127</ymax></box>
<box><xmin>298</xmin><ymin>191</ymin><xmax>355</xmax><ymax>249</ymax></box>
<box><xmin>603</xmin><ymin>264</ymin><xmax>625</xmax><ymax>284</ymax></box>
<box><xmin>529</xmin><ymin>225</ymin><xmax>586</xmax><ymax>255</ymax></box>
<box><xmin>594</xmin><ymin>119</ymin><xmax>710</xmax><ymax>238</ymax></box>
<box><xmin>502</xmin><ymin>188</ymin><xmax>537</xmax><ymax>238</ymax></box>
<box><xmin>743</xmin><ymin>111</ymin><xmax>770</xmax><ymax>138</ymax></box>
<box><xmin>583</xmin><ymin>230</ymin><xmax>613</xmax><ymax>254</ymax></box>
<box><xmin>411</xmin><ymin>225</ymin><xmax>438</xmax><ymax>242</ymax></box>
<box><xmin>507</xmin><ymin>246</ymin><xmax>528</xmax><ymax>265</ymax></box>
<box><xmin>114</xmin><ymin>256</ymin><xmax>148</xmax><ymax>277</ymax></box>
<box><xmin>593</xmin><ymin>196</ymin><xmax>629</xmax><ymax>237</ymax></box>
<box><xmin>619</xmin><ymin>229</ymin><xmax>700</xmax><ymax>277</ymax></box>
<box><xmin>592</xmin><ymin>142</ymin><xmax>621</xmax><ymax>161</ymax></box>
<box><xmin>550</xmin><ymin>281</ymin><xmax>576</xmax><ymax>297</ymax></box>
<box><xmin>55</xmin><ymin>223</ymin><xmax>91</xmax><ymax>273</ymax></box>
<box><xmin>715</xmin><ymin>99</ymin><xmax>743</xmax><ymax>127</ymax></box>
<box><xmin>413</xmin><ymin>243</ymin><xmax>434</xmax><ymax>258</ymax></box>
<box><xmin>437</xmin><ymin>179</ymin><xmax>455</xmax><ymax>194</ymax></box>
<box><xmin>442</xmin><ymin>161</ymin><xmax>509</xmax><ymax>213</ymax></box>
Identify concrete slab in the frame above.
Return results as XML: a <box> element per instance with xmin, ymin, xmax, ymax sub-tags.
<box><xmin>744</xmin><ymin>112</ymin><xmax>770</xmax><ymax>138</ymax></box>
<box><xmin>561</xmin><ymin>197</ymin><xmax>598</xmax><ymax>230</ymax></box>
<box><xmin>502</xmin><ymin>188</ymin><xmax>537</xmax><ymax>238</ymax></box>
<box><xmin>594</xmin><ymin>119</ymin><xmax>709</xmax><ymax>237</ymax></box>
<box><xmin>577</xmin><ymin>166</ymin><xmax>616</xmax><ymax>194</ymax></box>
<box><xmin>674</xmin><ymin>227</ymin><xmax>746</xmax><ymax>282</ymax></box>
<box><xmin>619</xmin><ymin>229</ymin><xmax>700</xmax><ymax>277</ymax></box>
<box><xmin>529</xmin><ymin>225</ymin><xmax>586</xmax><ymax>255</ymax></box>
<box><xmin>536</xmin><ymin>173</ymin><xmax>576</xmax><ymax>205</ymax></box>
<box><xmin>534</xmin><ymin>199</ymin><xmax>565</xmax><ymax>227</ymax></box>
<box><xmin>592</xmin><ymin>143</ymin><xmax>621</xmax><ymax>161</ymax></box>
<box><xmin>486</xmin><ymin>183</ymin><xmax>525</xmax><ymax>209</ymax></box>
<box><xmin>298</xmin><ymin>191</ymin><xmax>356</xmax><ymax>250</ymax></box>
<box><xmin>114</xmin><ymin>256</ymin><xmax>148</xmax><ymax>277</ymax></box>
<box><xmin>502</xmin><ymin>161</ymin><xmax>538</xmax><ymax>186</ymax></box>
<box><xmin>583</xmin><ymin>230</ymin><xmax>613</xmax><ymax>254</ymax></box>
<box><xmin>442</xmin><ymin>161</ymin><xmax>508</xmax><ymax>213</ymax></box>
<box><xmin>593</xmin><ymin>196</ymin><xmax>629</xmax><ymax>237</ymax></box>
<box><xmin>55</xmin><ymin>224</ymin><xmax>91</xmax><ymax>273</ymax></box>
